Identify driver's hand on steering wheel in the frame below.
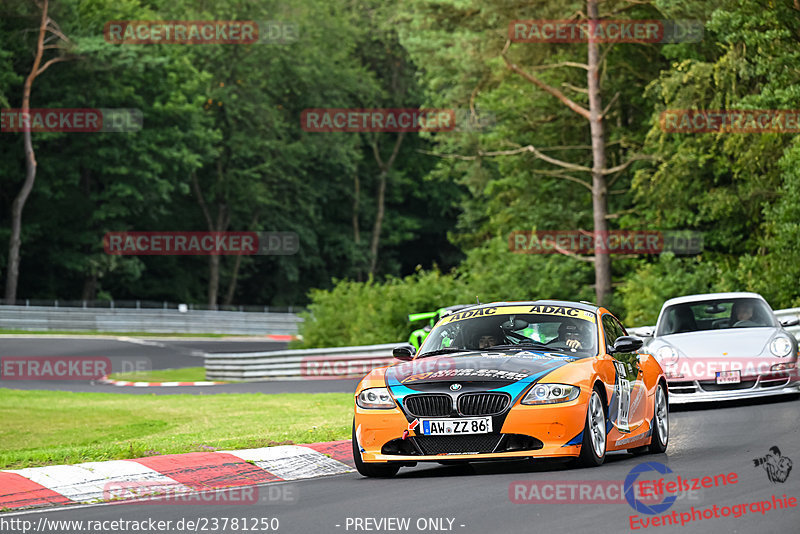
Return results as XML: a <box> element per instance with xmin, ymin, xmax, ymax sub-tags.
<box><xmin>566</xmin><ymin>338</ymin><xmax>583</xmax><ymax>349</ymax></box>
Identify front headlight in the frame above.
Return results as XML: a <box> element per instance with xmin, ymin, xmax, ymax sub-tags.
<box><xmin>656</xmin><ymin>345</ymin><xmax>678</xmax><ymax>364</ymax></box>
<box><xmin>770</xmin><ymin>336</ymin><xmax>793</xmax><ymax>357</ymax></box>
<box><xmin>521</xmin><ymin>383</ymin><xmax>580</xmax><ymax>405</ymax></box>
<box><xmin>356</xmin><ymin>387</ymin><xmax>396</xmax><ymax>409</ymax></box>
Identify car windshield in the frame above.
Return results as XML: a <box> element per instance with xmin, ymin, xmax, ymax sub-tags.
<box><xmin>657</xmin><ymin>297</ymin><xmax>776</xmax><ymax>335</ymax></box>
<box><xmin>417</xmin><ymin>304</ymin><xmax>598</xmax><ymax>357</ymax></box>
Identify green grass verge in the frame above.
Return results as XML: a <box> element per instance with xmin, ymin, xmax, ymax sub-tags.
<box><xmin>108</xmin><ymin>367</ymin><xmax>214</xmax><ymax>383</ymax></box>
<box><xmin>0</xmin><ymin>389</ymin><xmax>353</xmax><ymax>469</ymax></box>
<box><xmin>0</xmin><ymin>329</ymin><xmax>248</xmax><ymax>337</ymax></box>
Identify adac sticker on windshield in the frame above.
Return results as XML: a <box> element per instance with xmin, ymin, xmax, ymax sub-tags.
<box><xmin>440</xmin><ymin>305</ymin><xmax>595</xmax><ymax>324</ymax></box>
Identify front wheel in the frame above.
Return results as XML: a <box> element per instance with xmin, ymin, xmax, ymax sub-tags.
<box><xmin>576</xmin><ymin>387</ymin><xmax>607</xmax><ymax>467</ymax></box>
<box><xmin>629</xmin><ymin>382</ymin><xmax>669</xmax><ymax>455</ymax></box>
<box><xmin>647</xmin><ymin>383</ymin><xmax>669</xmax><ymax>453</ymax></box>
<box><xmin>352</xmin><ymin>422</ymin><xmax>400</xmax><ymax>478</ymax></box>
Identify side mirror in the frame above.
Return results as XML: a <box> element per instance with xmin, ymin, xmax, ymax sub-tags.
<box><xmin>630</xmin><ymin>326</ymin><xmax>654</xmax><ymax>338</ymax></box>
<box><xmin>393</xmin><ymin>344</ymin><xmax>416</xmax><ymax>361</ymax></box>
<box><xmin>610</xmin><ymin>336</ymin><xmax>644</xmax><ymax>354</ymax></box>
<box><xmin>780</xmin><ymin>317</ymin><xmax>800</xmax><ymax>327</ymax></box>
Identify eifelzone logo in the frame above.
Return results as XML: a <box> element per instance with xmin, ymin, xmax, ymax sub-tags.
<box><xmin>753</xmin><ymin>446</ymin><xmax>793</xmax><ymax>484</ymax></box>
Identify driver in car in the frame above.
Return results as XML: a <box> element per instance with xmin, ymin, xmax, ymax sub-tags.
<box><xmin>558</xmin><ymin>321</ymin><xmax>592</xmax><ymax>351</ymax></box>
<box><xmin>731</xmin><ymin>301</ymin><xmax>758</xmax><ymax>327</ymax></box>
<box><xmin>470</xmin><ymin>327</ymin><xmax>501</xmax><ymax>350</ymax></box>
<box><xmin>477</xmin><ymin>333</ymin><xmax>498</xmax><ymax>350</ymax></box>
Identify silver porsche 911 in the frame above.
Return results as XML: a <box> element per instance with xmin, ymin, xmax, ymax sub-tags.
<box><xmin>640</xmin><ymin>292</ymin><xmax>800</xmax><ymax>404</ymax></box>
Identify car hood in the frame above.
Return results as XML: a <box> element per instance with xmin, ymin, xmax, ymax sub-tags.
<box><xmin>658</xmin><ymin>328</ymin><xmax>777</xmax><ymax>358</ymax></box>
<box><xmin>384</xmin><ymin>350</ymin><xmax>580</xmax><ymax>390</ymax></box>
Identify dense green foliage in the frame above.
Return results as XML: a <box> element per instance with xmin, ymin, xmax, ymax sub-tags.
<box><xmin>2</xmin><ymin>1</ymin><xmax>799</xmax><ymax>344</ymax></box>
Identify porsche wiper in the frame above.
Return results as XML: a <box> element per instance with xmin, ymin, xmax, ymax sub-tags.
<box><xmin>416</xmin><ymin>348</ymin><xmax>469</xmax><ymax>358</ymax></box>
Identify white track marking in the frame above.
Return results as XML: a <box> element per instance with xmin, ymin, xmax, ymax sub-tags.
<box><xmin>219</xmin><ymin>446</ymin><xmax>353</xmax><ymax>480</ymax></box>
<box><xmin>6</xmin><ymin>460</ymin><xmax>189</xmax><ymax>503</ymax></box>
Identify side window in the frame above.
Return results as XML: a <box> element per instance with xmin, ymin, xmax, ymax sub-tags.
<box><xmin>602</xmin><ymin>315</ymin><xmax>618</xmax><ymax>350</ymax></box>
<box><xmin>613</xmin><ymin>317</ymin><xmax>628</xmax><ymax>337</ymax></box>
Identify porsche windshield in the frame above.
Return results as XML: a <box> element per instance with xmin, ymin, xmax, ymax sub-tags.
<box><xmin>657</xmin><ymin>297</ymin><xmax>777</xmax><ymax>335</ymax></box>
<box><xmin>417</xmin><ymin>305</ymin><xmax>598</xmax><ymax>357</ymax></box>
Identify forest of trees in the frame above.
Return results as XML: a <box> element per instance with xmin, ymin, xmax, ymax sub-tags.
<box><xmin>2</xmin><ymin>0</ymin><xmax>799</xmax><ymax>337</ymax></box>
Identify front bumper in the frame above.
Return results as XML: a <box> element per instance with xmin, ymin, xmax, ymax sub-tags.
<box><xmin>354</xmin><ymin>396</ymin><xmax>587</xmax><ymax>463</ymax></box>
<box><xmin>666</xmin><ymin>375</ymin><xmax>800</xmax><ymax>404</ymax></box>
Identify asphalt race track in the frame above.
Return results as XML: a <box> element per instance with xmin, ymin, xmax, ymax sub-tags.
<box><xmin>0</xmin><ymin>337</ymin><xmax>358</xmax><ymax>394</ymax></box>
<box><xmin>5</xmin><ymin>395</ymin><xmax>799</xmax><ymax>534</ymax></box>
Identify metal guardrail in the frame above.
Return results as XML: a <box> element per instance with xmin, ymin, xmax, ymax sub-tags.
<box><xmin>0</xmin><ymin>305</ymin><xmax>302</xmax><ymax>336</ymax></box>
<box><xmin>204</xmin><ymin>343</ymin><xmax>396</xmax><ymax>381</ymax></box>
<box><xmin>0</xmin><ymin>299</ymin><xmax>300</xmax><ymax>313</ymax></box>
<box><xmin>203</xmin><ymin>308</ymin><xmax>800</xmax><ymax>381</ymax></box>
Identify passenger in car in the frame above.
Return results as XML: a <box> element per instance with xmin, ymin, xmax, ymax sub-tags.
<box><xmin>671</xmin><ymin>305</ymin><xmax>697</xmax><ymax>333</ymax></box>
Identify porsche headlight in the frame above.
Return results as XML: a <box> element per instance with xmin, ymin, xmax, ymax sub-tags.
<box><xmin>656</xmin><ymin>345</ymin><xmax>678</xmax><ymax>364</ymax></box>
<box><xmin>521</xmin><ymin>383</ymin><xmax>580</xmax><ymax>405</ymax></box>
<box><xmin>770</xmin><ymin>336</ymin><xmax>793</xmax><ymax>358</ymax></box>
<box><xmin>356</xmin><ymin>388</ymin><xmax>396</xmax><ymax>409</ymax></box>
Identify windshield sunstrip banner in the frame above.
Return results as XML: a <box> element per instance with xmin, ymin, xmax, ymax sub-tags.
<box><xmin>440</xmin><ymin>305</ymin><xmax>595</xmax><ymax>324</ymax></box>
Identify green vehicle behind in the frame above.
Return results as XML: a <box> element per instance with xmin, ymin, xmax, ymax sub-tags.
<box><xmin>407</xmin><ymin>305</ymin><xmax>472</xmax><ymax>350</ymax></box>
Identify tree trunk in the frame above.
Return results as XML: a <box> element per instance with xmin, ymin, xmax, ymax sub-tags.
<box><xmin>368</xmin><ymin>132</ymin><xmax>405</xmax><ymax>276</ymax></box>
<box><xmin>5</xmin><ymin>0</ymin><xmax>51</xmax><ymax>303</ymax></box>
<box><xmin>208</xmin><ymin>254</ymin><xmax>220</xmax><ymax>308</ymax></box>
<box><xmin>586</xmin><ymin>0</ymin><xmax>611</xmax><ymax>306</ymax></box>
<box><xmin>223</xmin><ymin>213</ymin><xmax>257</xmax><ymax>305</ymax></box>
<box><xmin>368</xmin><ymin>170</ymin><xmax>387</xmax><ymax>276</ymax></box>
<box><xmin>191</xmin><ymin>169</ymin><xmax>229</xmax><ymax>309</ymax></box>
<box><xmin>353</xmin><ymin>170</ymin><xmax>363</xmax><ymax>281</ymax></box>
<box><xmin>223</xmin><ymin>251</ymin><xmax>243</xmax><ymax>306</ymax></box>
<box><xmin>81</xmin><ymin>274</ymin><xmax>97</xmax><ymax>301</ymax></box>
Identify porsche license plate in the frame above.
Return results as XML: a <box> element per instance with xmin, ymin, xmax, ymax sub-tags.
<box><xmin>716</xmin><ymin>370</ymin><xmax>741</xmax><ymax>384</ymax></box>
<box><xmin>421</xmin><ymin>418</ymin><xmax>492</xmax><ymax>435</ymax></box>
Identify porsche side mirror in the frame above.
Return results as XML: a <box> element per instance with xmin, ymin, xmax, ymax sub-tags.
<box><xmin>638</xmin><ymin>327</ymin><xmax>654</xmax><ymax>337</ymax></box>
<box><xmin>393</xmin><ymin>344</ymin><xmax>416</xmax><ymax>361</ymax></box>
<box><xmin>780</xmin><ymin>317</ymin><xmax>799</xmax><ymax>327</ymax></box>
<box><xmin>610</xmin><ymin>336</ymin><xmax>644</xmax><ymax>354</ymax></box>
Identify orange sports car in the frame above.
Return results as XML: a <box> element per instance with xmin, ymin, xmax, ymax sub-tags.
<box><xmin>352</xmin><ymin>300</ymin><xmax>668</xmax><ymax>477</ymax></box>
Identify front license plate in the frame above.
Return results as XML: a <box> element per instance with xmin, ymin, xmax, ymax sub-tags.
<box><xmin>421</xmin><ymin>418</ymin><xmax>492</xmax><ymax>435</ymax></box>
<box><xmin>716</xmin><ymin>370</ymin><xmax>741</xmax><ymax>384</ymax></box>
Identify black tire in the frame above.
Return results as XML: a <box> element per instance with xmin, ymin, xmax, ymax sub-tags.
<box><xmin>647</xmin><ymin>382</ymin><xmax>669</xmax><ymax>453</ymax></box>
<box><xmin>352</xmin><ymin>422</ymin><xmax>400</xmax><ymax>478</ymax></box>
<box><xmin>576</xmin><ymin>387</ymin><xmax>608</xmax><ymax>467</ymax></box>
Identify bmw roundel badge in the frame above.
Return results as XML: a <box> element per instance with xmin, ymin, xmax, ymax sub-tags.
<box><xmin>450</xmin><ymin>383</ymin><xmax>462</xmax><ymax>391</ymax></box>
